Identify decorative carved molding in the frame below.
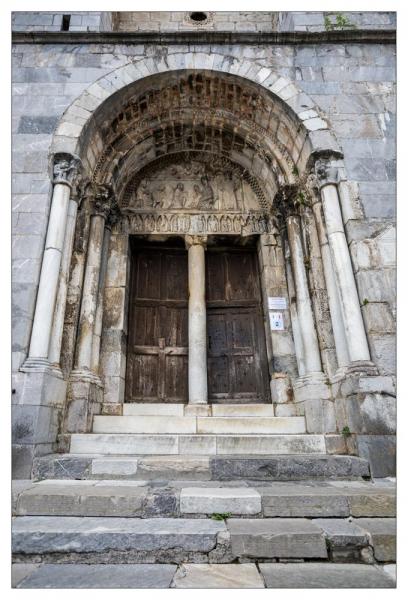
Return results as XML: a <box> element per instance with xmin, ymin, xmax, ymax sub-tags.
<box><xmin>117</xmin><ymin>211</ymin><xmax>273</xmax><ymax>236</ymax></box>
<box><xmin>53</xmin><ymin>153</ymin><xmax>81</xmax><ymax>188</ymax></box>
<box><xmin>314</xmin><ymin>158</ymin><xmax>340</xmax><ymax>189</ymax></box>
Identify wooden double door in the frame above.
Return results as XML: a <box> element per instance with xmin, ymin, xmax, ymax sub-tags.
<box><xmin>125</xmin><ymin>242</ymin><xmax>270</xmax><ymax>403</ymax></box>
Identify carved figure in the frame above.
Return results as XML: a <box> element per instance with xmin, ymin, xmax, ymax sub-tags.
<box><xmin>172</xmin><ymin>183</ymin><xmax>187</xmax><ymax>208</ymax></box>
<box><xmin>198</xmin><ymin>175</ymin><xmax>215</xmax><ymax>210</ymax></box>
<box><xmin>136</xmin><ymin>179</ymin><xmax>153</xmax><ymax>208</ymax></box>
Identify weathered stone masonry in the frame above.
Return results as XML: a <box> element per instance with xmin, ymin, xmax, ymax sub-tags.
<box><xmin>12</xmin><ymin>11</ymin><xmax>396</xmax><ymax>478</ymax></box>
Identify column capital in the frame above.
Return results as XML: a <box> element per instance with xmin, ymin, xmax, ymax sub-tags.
<box><xmin>53</xmin><ymin>153</ymin><xmax>82</xmax><ymax>188</ymax></box>
<box><xmin>185</xmin><ymin>235</ymin><xmax>208</xmax><ymax>249</ymax></box>
<box><xmin>314</xmin><ymin>158</ymin><xmax>340</xmax><ymax>189</ymax></box>
<box><xmin>91</xmin><ymin>183</ymin><xmax>114</xmax><ymax>220</ymax></box>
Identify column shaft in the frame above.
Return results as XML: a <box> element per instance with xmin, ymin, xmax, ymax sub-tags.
<box><xmin>312</xmin><ymin>199</ymin><xmax>350</xmax><ymax>368</ymax></box>
<box><xmin>75</xmin><ymin>214</ymin><xmax>105</xmax><ymax>372</ymax></box>
<box><xmin>48</xmin><ymin>199</ymin><xmax>78</xmax><ymax>366</ymax></box>
<box><xmin>286</xmin><ymin>215</ymin><xmax>322</xmax><ymax>374</ymax></box>
<box><xmin>28</xmin><ymin>182</ymin><xmax>71</xmax><ymax>359</ymax></box>
<box><xmin>187</xmin><ymin>240</ymin><xmax>208</xmax><ymax>404</ymax></box>
<box><xmin>320</xmin><ymin>183</ymin><xmax>370</xmax><ymax>362</ymax></box>
<box><xmin>91</xmin><ymin>227</ymin><xmax>111</xmax><ymax>374</ymax></box>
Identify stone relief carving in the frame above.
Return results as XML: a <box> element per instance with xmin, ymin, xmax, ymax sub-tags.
<box><xmin>127</xmin><ymin>158</ymin><xmax>261</xmax><ymax>214</ymax></box>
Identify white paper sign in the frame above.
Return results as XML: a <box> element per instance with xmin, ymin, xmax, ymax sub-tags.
<box><xmin>268</xmin><ymin>296</ymin><xmax>287</xmax><ymax>310</ymax></box>
<box><xmin>269</xmin><ymin>312</ymin><xmax>284</xmax><ymax>331</ymax></box>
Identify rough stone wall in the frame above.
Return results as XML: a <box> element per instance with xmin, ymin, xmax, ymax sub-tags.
<box><xmin>11</xmin><ymin>36</ymin><xmax>396</xmax><ymax>381</ymax></box>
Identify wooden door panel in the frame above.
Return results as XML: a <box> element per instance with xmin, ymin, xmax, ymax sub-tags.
<box><xmin>206</xmin><ymin>248</ymin><xmax>270</xmax><ymax>403</ymax></box>
<box><xmin>126</xmin><ymin>246</ymin><xmax>188</xmax><ymax>403</ymax></box>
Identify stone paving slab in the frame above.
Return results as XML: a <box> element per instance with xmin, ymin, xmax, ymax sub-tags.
<box><xmin>15</xmin><ymin>563</ymin><xmax>177</xmax><ymax>588</ymax></box>
<box><xmin>172</xmin><ymin>563</ymin><xmax>265</xmax><ymax>588</ymax></box>
<box><xmin>228</xmin><ymin>518</ymin><xmax>327</xmax><ymax>558</ymax></box>
<box><xmin>12</xmin><ymin>516</ymin><xmax>226</xmax><ymax>554</ymax></box>
<box><xmin>259</xmin><ymin>563</ymin><xmax>396</xmax><ymax>588</ymax></box>
<box><xmin>314</xmin><ymin>518</ymin><xmax>369</xmax><ymax>547</ymax></box>
<box><xmin>11</xmin><ymin>563</ymin><xmax>40</xmax><ymax>588</ymax></box>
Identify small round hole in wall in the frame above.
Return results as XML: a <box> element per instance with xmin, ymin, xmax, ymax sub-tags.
<box><xmin>190</xmin><ymin>12</ymin><xmax>208</xmax><ymax>22</ymax></box>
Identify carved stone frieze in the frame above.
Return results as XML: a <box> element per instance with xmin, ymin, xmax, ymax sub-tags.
<box><xmin>117</xmin><ymin>211</ymin><xmax>273</xmax><ymax>236</ymax></box>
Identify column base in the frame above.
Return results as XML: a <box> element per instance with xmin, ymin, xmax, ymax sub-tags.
<box><xmin>20</xmin><ymin>357</ymin><xmax>64</xmax><ymax>379</ymax></box>
<box><xmin>293</xmin><ymin>372</ymin><xmax>336</xmax><ymax>434</ymax></box>
<box><xmin>69</xmin><ymin>368</ymin><xmax>102</xmax><ymax>386</ymax></box>
<box><xmin>64</xmin><ymin>373</ymin><xmax>104</xmax><ymax>434</ymax></box>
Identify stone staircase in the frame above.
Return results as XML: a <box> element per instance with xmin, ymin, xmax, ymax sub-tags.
<box><xmin>12</xmin><ymin>404</ymin><xmax>396</xmax><ymax>588</ymax></box>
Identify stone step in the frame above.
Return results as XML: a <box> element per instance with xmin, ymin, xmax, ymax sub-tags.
<box><xmin>12</xmin><ymin>562</ymin><xmax>396</xmax><ymax>589</ymax></box>
<box><xmin>92</xmin><ymin>415</ymin><xmax>306</xmax><ymax>434</ymax></box>
<box><xmin>12</xmin><ymin>515</ymin><xmax>395</xmax><ymax>563</ymax></box>
<box><xmin>122</xmin><ymin>403</ymin><xmax>276</xmax><ymax>417</ymax></box>
<box><xmin>32</xmin><ymin>454</ymin><xmax>371</xmax><ymax>482</ymax></box>
<box><xmin>70</xmin><ymin>433</ymin><xmax>320</xmax><ymax>455</ymax></box>
<box><xmin>13</xmin><ymin>479</ymin><xmax>395</xmax><ymax>519</ymax></box>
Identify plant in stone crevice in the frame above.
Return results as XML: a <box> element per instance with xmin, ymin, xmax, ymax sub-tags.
<box><xmin>324</xmin><ymin>13</ymin><xmax>357</xmax><ymax>31</ymax></box>
<box><xmin>341</xmin><ymin>426</ymin><xmax>352</xmax><ymax>438</ymax></box>
<box><xmin>211</xmin><ymin>512</ymin><xmax>231</xmax><ymax>521</ymax></box>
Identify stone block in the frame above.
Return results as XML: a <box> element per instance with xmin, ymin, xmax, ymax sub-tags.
<box><xmin>179</xmin><ymin>435</ymin><xmax>217</xmax><ymax>455</ymax></box>
<box><xmin>12</xmin><ymin>516</ymin><xmax>226</xmax><ymax>554</ymax></box>
<box><xmin>356</xmin><ymin>435</ymin><xmax>396</xmax><ymax>477</ymax></box>
<box><xmin>259</xmin><ymin>563</ymin><xmax>395</xmax><ymax>588</ymax></box>
<box><xmin>137</xmin><ymin>456</ymin><xmax>211</xmax><ymax>480</ymax></box>
<box><xmin>11</xmin><ymin>563</ymin><xmax>41</xmax><ymax>588</ymax></box>
<box><xmin>355</xmin><ymin>518</ymin><xmax>396</xmax><ymax>561</ymax></box>
<box><xmin>93</xmin><ymin>415</ymin><xmax>197</xmax><ymax>434</ymax></box>
<box><xmin>196</xmin><ymin>417</ymin><xmax>305</xmax><ymax>435</ymax></box>
<box><xmin>17</xmin><ymin>115</ymin><xmax>58</xmax><ymax>134</ymax></box>
<box><xmin>261</xmin><ymin>485</ymin><xmax>349</xmax><ymax>518</ymax></box>
<box><xmin>369</xmin><ymin>335</ymin><xmax>396</xmax><ymax>374</ymax></box>
<box><xmin>228</xmin><ymin>518</ymin><xmax>327</xmax><ymax>558</ymax></box>
<box><xmin>32</xmin><ymin>455</ymin><xmax>93</xmax><ymax>481</ymax></box>
<box><xmin>356</xmin><ymin>269</ymin><xmax>395</xmax><ymax>304</ymax></box>
<box><xmin>362</xmin><ymin>303</ymin><xmax>395</xmax><ymax>334</ymax></box>
<box><xmin>123</xmin><ymin>403</ymin><xmax>184</xmax><ymax>416</ymax></box>
<box><xmin>348</xmin><ymin>490</ymin><xmax>395</xmax><ymax>518</ymax></box>
<box><xmin>211</xmin><ymin>404</ymin><xmax>275</xmax><ymax>417</ymax></box>
<box><xmin>17</xmin><ymin>564</ymin><xmax>177</xmax><ymax>588</ymax></box>
<box><xmin>180</xmin><ymin>487</ymin><xmax>261</xmax><ymax>515</ymax></box>
<box><xmin>216</xmin><ymin>434</ymin><xmax>325</xmax><ymax>455</ymax></box>
<box><xmin>314</xmin><ymin>518</ymin><xmax>369</xmax><ymax>558</ymax></box>
<box><xmin>91</xmin><ymin>458</ymin><xmax>138</xmax><ymax>477</ymax></box>
<box><xmin>70</xmin><ymin>433</ymin><xmax>179</xmax><ymax>455</ymax></box>
<box><xmin>172</xmin><ymin>564</ymin><xmax>264</xmax><ymax>588</ymax></box>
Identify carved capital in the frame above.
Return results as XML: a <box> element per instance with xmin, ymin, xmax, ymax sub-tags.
<box><xmin>106</xmin><ymin>200</ymin><xmax>122</xmax><ymax>229</ymax></box>
<box><xmin>185</xmin><ymin>234</ymin><xmax>208</xmax><ymax>249</ymax></box>
<box><xmin>53</xmin><ymin>153</ymin><xmax>81</xmax><ymax>188</ymax></box>
<box><xmin>92</xmin><ymin>184</ymin><xmax>113</xmax><ymax>220</ymax></box>
<box><xmin>314</xmin><ymin>158</ymin><xmax>340</xmax><ymax>189</ymax></box>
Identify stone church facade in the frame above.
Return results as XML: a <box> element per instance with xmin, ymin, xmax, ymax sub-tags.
<box><xmin>12</xmin><ymin>10</ymin><xmax>396</xmax><ymax>484</ymax></box>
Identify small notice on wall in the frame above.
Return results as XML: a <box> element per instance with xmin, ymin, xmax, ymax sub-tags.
<box><xmin>268</xmin><ymin>297</ymin><xmax>287</xmax><ymax>310</ymax></box>
<box><xmin>270</xmin><ymin>312</ymin><xmax>284</xmax><ymax>331</ymax></box>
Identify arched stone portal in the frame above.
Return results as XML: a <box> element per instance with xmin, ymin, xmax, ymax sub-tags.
<box><xmin>22</xmin><ymin>64</ymin><xmax>377</xmax><ymax>441</ymax></box>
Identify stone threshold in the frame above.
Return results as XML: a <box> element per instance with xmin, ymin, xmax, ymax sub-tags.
<box><xmin>12</xmin><ymin>29</ymin><xmax>396</xmax><ymax>45</ymax></box>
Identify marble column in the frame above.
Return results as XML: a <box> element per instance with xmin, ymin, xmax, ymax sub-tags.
<box><xmin>186</xmin><ymin>235</ymin><xmax>208</xmax><ymax>404</ymax></box>
<box><xmin>286</xmin><ymin>214</ymin><xmax>322</xmax><ymax>374</ymax></box>
<box><xmin>48</xmin><ymin>196</ymin><xmax>80</xmax><ymax>369</ymax></box>
<box><xmin>72</xmin><ymin>185</ymin><xmax>112</xmax><ymax>379</ymax></box>
<box><xmin>310</xmin><ymin>189</ymin><xmax>350</xmax><ymax>369</ymax></box>
<box><xmin>315</xmin><ymin>159</ymin><xmax>371</xmax><ymax>364</ymax></box>
<box><xmin>23</xmin><ymin>153</ymin><xmax>80</xmax><ymax>371</ymax></box>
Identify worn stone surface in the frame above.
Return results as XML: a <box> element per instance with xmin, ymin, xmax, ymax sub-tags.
<box><xmin>210</xmin><ymin>455</ymin><xmax>370</xmax><ymax>481</ymax></box>
<box><xmin>172</xmin><ymin>563</ymin><xmax>264</xmax><ymax>588</ymax></box>
<box><xmin>228</xmin><ymin>518</ymin><xmax>327</xmax><ymax>558</ymax></box>
<box><xmin>356</xmin><ymin>435</ymin><xmax>396</xmax><ymax>478</ymax></box>
<box><xmin>16</xmin><ymin>563</ymin><xmax>177</xmax><ymax>588</ymax></box>
<box><xmin>12</xmin><ymin>516</ymin><xmax>226</xmax><ymax>554</ymax></box>
<box><xmin>259</xmin><ymin>563</ymin><xmax>395</xmax><ymax>588</ymax></box>
<box><xmin>355</xmin><ymin>518</ymin><xmax>396</xmax><ymax>561</ymax></box>
<box><xmin>11</xmin><ymin>563</ymin><xmax>41</xmax><ymax>588</ymax></box>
